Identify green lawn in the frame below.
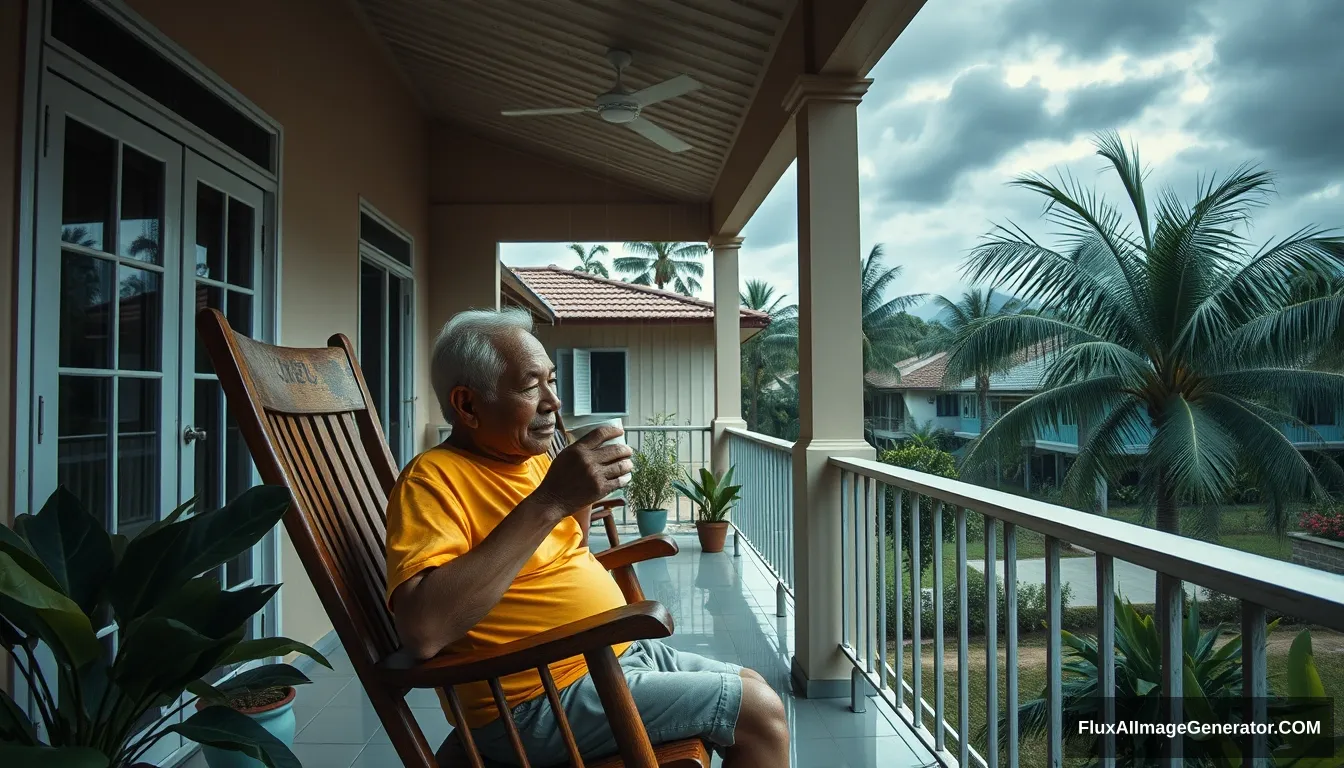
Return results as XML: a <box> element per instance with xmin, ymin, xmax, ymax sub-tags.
<box><xmin>885</xmin><ymin>627</ymin><xmax>1344</xmax><ymax>767</ymax></box>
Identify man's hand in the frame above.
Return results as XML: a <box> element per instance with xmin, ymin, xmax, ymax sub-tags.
<box><xmin>533</xmin><ymin>425</ymin><xmax>634</xmax><ymax>514</ymax></box>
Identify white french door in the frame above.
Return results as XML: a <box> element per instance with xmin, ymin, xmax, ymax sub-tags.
<box><xmin>30</xmin><ymin>73</ymin><xmax>275</xmax><ymax>762</ymax></box>
<box><xmin>359</xmin><ymin>248</ymin><xmax>415</xmax><ymax>467</ymax></box>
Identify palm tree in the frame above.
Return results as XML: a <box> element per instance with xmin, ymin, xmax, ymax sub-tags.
<box><xmin>568</xmin><ymin>243</ymin><xmax>610</xmax><ymax>278</ymax></box>
<box><xmin>615</xmin><ymin>241</ymin><xmax>707</xmax><ymax>295</ymax></box>
<box><xmin>923</xmin><ymin>288</ymin><xmax>1024</xmax><ymax>436</ymax></box>
<box><xmin>859</xmin><ymin>244</ymin><xmax>927</xmax><ymax>383</ymax></box>
<box><xmin>740</xmin><ymin>280</ymin><xmax>798</xmax><ymax>432</ymax></box>
<box><xmin>951</xmin><ymin>131</ymin><xmax>1344</xmax><ymax>537</ymax></box>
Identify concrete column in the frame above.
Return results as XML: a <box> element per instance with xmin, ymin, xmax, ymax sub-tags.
<box><xmin>710</xmin><ymin>236</ymin><xmax>747</xmax><ymax>475</ymax></box>
<box><xmin>784</xmin><ymin>74</ymin><xmax>876</xmax><ymax>698</ymax></box>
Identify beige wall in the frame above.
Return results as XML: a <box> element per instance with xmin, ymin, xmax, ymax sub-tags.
<box><xmin>532</xmin><ymin>323</ymin><xmax>717</xmax><ymax>431</ymax></box>
<box><xmin>124</xmin><ymin>0</ymin><xmax>431</xmax><ymax>652</ymax></box>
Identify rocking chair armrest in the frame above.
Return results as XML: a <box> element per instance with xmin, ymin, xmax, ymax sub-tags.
<box><xmin>593</xmin><ymin>498</ymin><xmax>626</xmax><ymax>512</ymax></box>
<box><xmin>375</xmin><ymin>600</ymin><xmax>673</xmax><ymax>690</ymax></box>
<box><xmin>594</xmin><ymin>534</ymin><xmax>679</xmax><ymax>571</ymax></box>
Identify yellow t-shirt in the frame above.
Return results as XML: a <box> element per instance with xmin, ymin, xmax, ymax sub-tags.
<box><xmin>384</xmin><ymin>444</ymin><xmax>630</xmax><ymax>729</ymax></box>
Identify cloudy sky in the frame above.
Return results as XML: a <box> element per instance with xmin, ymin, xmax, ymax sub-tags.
<box><xmin>503</xmin><ymin>0</ymin><xmax>1344</xmax><ymax>319</ymax></box>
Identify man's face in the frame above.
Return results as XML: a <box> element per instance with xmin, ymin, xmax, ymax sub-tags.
<box><xmin>453</xmin><ymin>328</ymin><xmax>560</xmax><ymax>461</ymax></box>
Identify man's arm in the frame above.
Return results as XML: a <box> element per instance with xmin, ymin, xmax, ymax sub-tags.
<box><xmin>390</xmin><ymin>494</ymin><xmax>566</xmax><ymax>660</ymax></box>
<box><xmin>389</xmin><ymin>425</ymin><xmax>632</xmax><ymax>661</ymax></box>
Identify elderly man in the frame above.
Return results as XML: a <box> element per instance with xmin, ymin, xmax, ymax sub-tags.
<box><xmin>385</xmin><ymin>309</ymin><xmax>789</xmax><ymax>766</ymax></box>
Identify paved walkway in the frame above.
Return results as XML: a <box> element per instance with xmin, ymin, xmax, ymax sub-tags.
<box><xmin>967</xmin><ymin>555</ymin><xmax>1201</xmax><ymax>606</ymax></box>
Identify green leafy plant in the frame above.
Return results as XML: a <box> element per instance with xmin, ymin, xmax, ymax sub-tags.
<box><xmin>879</xmin><ymin>445</ymin><xmax>982</xmax><ymax>573</ymax></box>
<box><xmin>1002</xmin><ymin>592</ymin><xmax>1275</xmax><ymax>764</ymax></box>
<box><xmin>628</xmin><ymin>416</ymin><xmax>681</xmax><ymax>512</ymax></box>
<box><xmin>674</xmin><ymin>466</ymin><xmax>742</xmax><ymax>523</ymax></box>
<box><xmin>0</xmin><ymin>485</ymin><xmax>329</xmax><ymax>767</ymax></box>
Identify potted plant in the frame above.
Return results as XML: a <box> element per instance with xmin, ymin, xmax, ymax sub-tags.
<box><xmin>194</xmin><ymin>684</ymin><xmax>299</xmax><ymax>768</ymax></box>
<box><xmin>0</xmin><ymin>484</ymin><xmax>330</xmax><ymax>768</ymax></box>
<box><xmin>628</xmin><ymin>425</ymin><xmax>680</xmax><ymax>537</ymax></box>
<box><xmin>675</xmin><ymin>466</ymin><xmax>742</xmax><ymax>554</ymax></box>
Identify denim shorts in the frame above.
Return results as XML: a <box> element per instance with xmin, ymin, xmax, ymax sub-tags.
<box><xmin>472</xmin><ymin>639</ymin><xmax>744</xmax><ymax>765</ymax></box>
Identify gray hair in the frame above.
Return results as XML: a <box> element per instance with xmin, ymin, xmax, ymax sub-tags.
<box><xmin>430</xmin><ymin>308</ymin><xmax>535</xmax><ymax>425</ymax></box>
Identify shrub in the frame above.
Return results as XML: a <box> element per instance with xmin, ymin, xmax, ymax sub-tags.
<box><xmin>883</xmin><ymin>564</ymin><xmax>1071</xmax><ymax>639</ymax></box>
<box><xmin>878</xmin><ymin>445</ymin><xmax>983</xmax><ymax>574</ymax></box>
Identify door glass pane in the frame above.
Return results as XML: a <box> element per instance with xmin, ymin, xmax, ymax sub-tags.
<box><xmin>194</xmin><ymin>379</ymin><xmax>222</xmax><ymax>512</ymax></box>
<box><xmin>360</xmin><ymin>262</ymin><xmax>385</xmax><ymax>413</ymax></box>
<box><xmin>117</xmin><ymin>265</ymin><xmax>161</xmax><ymax>371</ymax></box>
<box><xmin>226</xmin><ymin>291</ymin><xmax>252</xmax><ymax>338</ymax></box>
<box><xmin>226</xmin><ymin>199</ymin><xmax>254</xmax><ymax>288</ymax></box>
<box><xmin>61</xmin><ymin>120</ymin><xmax>115</xmax><ymax>251</ymax></box>
<box><xmin>58</xmin><ymin>375</ymin><xmax>112</xmax><ymax>529</ymax></box>
<box><xmin>118</xmin><ymin>146</ymin><xmax>163</xmax><ymax>263</ymax></box>
<box><xmin>387</xmin><ymin>275</ymin><xmax>403</xmax><ymax>466</ymax></box>
<box><xmin>117</xmin><ymin>378</ymin><xmax>160</xmax><ymax>539</ymax></box>
<box><xmin>195</xmin><ymin>285</ymin><xmax>224</xmax><ymax>374</ymax></box>
<box><xmin>60</xmin><ymin>251</ymin><xmax>114</xmax><ymax>369</ymax></box>
<box><xmin>224</xmin><ymin>407</ymin><xmax>254</xmax><ymax>587</ymax></box>
<box><xmin>194</xmin><ymin>184</ymin><xmax>224</xmax><ymax>280</ymax></box>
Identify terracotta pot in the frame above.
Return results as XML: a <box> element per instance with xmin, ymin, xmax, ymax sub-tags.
<box><xmin>696</xmin><ymin>521</ymin><xmax>730</xmax><ymax>553</ymax></box>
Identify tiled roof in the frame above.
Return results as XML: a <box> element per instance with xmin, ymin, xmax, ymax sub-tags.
<box><xmin>865</xmin><ymin>352</ymin><xmax>949</xmax><ymax>390</ymax></box>
<box><xmin>509</xmin><ymin>265</ymin><xmax>770</xmax><ymax>327</ymax></box>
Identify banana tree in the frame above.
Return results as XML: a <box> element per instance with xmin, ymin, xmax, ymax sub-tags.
<box><xmin>0</xmin><ymin>485</ymin><xmax>329</xmax><ymax>767</ymax></box>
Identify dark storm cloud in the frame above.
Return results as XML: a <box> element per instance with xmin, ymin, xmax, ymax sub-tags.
<box><xmin>1001</xmin><ymin>0</ymin><xmax>1205</xmax><ymax>58</ymax></box>
<box><xmin>1199</xmin><ymin>0</ymin><xmax>1344</xmax><ymax>193</ymax></box>
<box><xmin>876</xmin><ymin>67</ymin><xmax>1178</xmax><ymax>206</ymax></box>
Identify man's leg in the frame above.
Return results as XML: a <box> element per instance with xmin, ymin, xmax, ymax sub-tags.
<box><xmin>637</xmin><ymin>640</ymin><xmax>789</xmax><ymax>767</ymax></box>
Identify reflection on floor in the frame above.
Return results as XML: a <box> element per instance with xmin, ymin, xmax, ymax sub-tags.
<box><xmin>180</xmin><ymin>531</ymin><xmax>936</xmax><ymax>767</ymax></box>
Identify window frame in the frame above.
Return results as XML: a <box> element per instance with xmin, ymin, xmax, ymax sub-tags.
<box><xmin>557</xmin><ymin>346</ymin><xmax>629</xmax><ymax>418</ymax></box>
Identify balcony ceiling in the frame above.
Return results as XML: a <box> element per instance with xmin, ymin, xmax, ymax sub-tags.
<box><xmin>354</xmin><ymin>0</ymin><xmax>795</xmax><ymax>201</ymax></box>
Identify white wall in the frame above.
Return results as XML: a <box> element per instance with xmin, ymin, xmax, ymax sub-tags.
<box><xmin>533</xmin><ymin>324</ymin><xmax>717</xmax><ymax>429</ymax></box>
<box><xmin>903</xmin><ymin>392</ymin><xmax>960</xmax><ymax>431</ymax></box>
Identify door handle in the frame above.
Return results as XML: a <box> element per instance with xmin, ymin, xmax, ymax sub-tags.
<box><xmin>183</xmin><ymin>426</ymin><xmax>208</xmax><ymax>444</ymax></box>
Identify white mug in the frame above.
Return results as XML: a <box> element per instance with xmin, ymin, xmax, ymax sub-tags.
<box><xmin>567</xmin><ymin>417</ymin><xmax>632</xmax><ymax>486</ymax></box>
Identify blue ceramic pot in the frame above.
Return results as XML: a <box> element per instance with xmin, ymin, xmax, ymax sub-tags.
<box><xmin>199</xmin><ymin>687</ymin><xmax>297</xmax><ymax>768</ymax></box>
<box><xmin>636</xmin><ymin>508</ymin><xmax>668</xmax><ymax>537</ymax></box>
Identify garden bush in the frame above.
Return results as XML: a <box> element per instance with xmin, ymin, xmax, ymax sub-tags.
<box><xmin>884</xmin><ymin>565</ymin><xmax>1072</xmax><ymax>639</ymax></box>
<box><xmin>878</xmin><ymin>444</ymin><xmax>984</xmax><ymax>575</ymax></box>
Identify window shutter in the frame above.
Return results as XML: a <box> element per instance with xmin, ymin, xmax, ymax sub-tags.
<box><xmin>572</xmin><ymin>349</ymin><xmax>592</xmax><ymax>416</ymax></box>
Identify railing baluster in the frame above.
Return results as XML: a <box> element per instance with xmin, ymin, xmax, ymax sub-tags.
<box><xmin>1045</xmin><ymin>535</ymin><xmax>1062</xmax><ymax>768</ymax></box>
<box><xmin>934</xmin><ymin>499</ymin><xmax>946</xmax><ymax>751</ymax></box>
<box><xmin>1241</xmin><ymin>601</ymin><xmax>1268</xmax><ymax>767</ymax></box>
<box><xmin>985</xmin><ymin>516</ymin><xmax>999</xmax><ymax>768</ymax></box>
<box><xmin>956</xmin><ymin>505</ymin><xmax>968</xmax><ymax>766</ymax></box>
<box><xmin>865</xmin><ymin>476</ymin><xmax>875</xmax><ymax>675</ymax></box>
<box><xmin>878</xmin><ymin>482</ymin><xmax>887</xmax><ymax>694</ymax></box>
<box><xmin>1159</xmin><ymin>573</ymin><xmax>1184</xmax><ymax>763</ymax></box>
<box><xmin>893</xmin><ymin>489</ymin><xmax>904</xmax><ymax>714</ymax></box>
<box><xmin>853</xmin><ymin>470</ymin><xmax>862</xmax><ymax>662</ymax></box>
<box><xmin>911</xmin><ymin>492</ymin><xmax>923</xmax><ymax>730</ymax></box>
<box><xmin>840</xmin><ymin>470</ymin><xmax>849</xmax><ymax>650</ymax></box>
<box><xmin>1097</xmin><ymin>553</ymin><xmax>1115</xmax><ymax>766</ymax></box>
<box><xmin>1005</xmin><ymin>522</ymin><xmax>1020</xmax><ymax>768</ymax></box>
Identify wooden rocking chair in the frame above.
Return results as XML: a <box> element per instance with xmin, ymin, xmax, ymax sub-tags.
<box><xmin>196</xmin><ymin>308</ymin><xmax>708</xmax><ymax>768</ymax></box>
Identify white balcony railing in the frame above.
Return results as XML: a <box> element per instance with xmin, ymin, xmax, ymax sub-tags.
<box><xmin>622</xmin><ymin>425</ymin><xmax>711</xmax><ymax>524</ymax></box>
<box><xmin>831</xmin><ymin>456</ymin><xmax>1344</xmax><ymax>767</ymax></box>
<box><xmin>726</xmin><ymin>427</ymin><xmax>795</xmax><ymax>617</ymax></box>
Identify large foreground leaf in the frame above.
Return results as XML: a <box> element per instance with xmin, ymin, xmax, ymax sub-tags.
<box><xmin>218</xmin><ymin>637</ymin><xmax>331</xmax><ymax>670</ymax></box>
<box><xmin>108</xmin><ymin>485</ymin><xmax>290</xmax><ymax>621</ymax></box>
<box><xmin>14</xmin><ymin>486</ymin><xmax>115</xmax><ymax>615</ymax></box>
<box><xmin>0</xmin><ymin>551</ymin><xmax>99</xmax><ymax>667</ymax></box>
<box><xmin>172</xmin><ymin>706</ymin><xmax>301</xmax><ymax>768</ymax></box>
<box><xmin>0</xmin><ymin>745</ymin><xmax>108</xmax><ymax>768</ymax></box>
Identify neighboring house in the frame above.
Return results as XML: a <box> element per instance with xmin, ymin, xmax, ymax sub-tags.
<box><xmin>869</xmin><ymin>344</ymin><xmax>1343</xmax><ymax>489</ymax></box>
<box><xmin>491</xmin><ymin>265</ymin><xmax>769</xmax><ymax>436</ymax></box>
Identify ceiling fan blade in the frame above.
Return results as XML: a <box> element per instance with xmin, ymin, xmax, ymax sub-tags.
<box><xmin>625</xmin><ymin>117</ymin><xmax>693</xmax><ymax>153</ymax></box>
<box><xmin>500</xmin><ymin>107</ymin><xmax>591</xmax><ymax>117</ymax></box>
<box><xmin>630</xmin><ymin>74</ymin><xmax>701</xmax><ymax>107</ymax></box>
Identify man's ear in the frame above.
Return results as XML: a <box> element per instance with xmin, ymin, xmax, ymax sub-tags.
<box><xmin>449</xmin><ymin>386</ymin><xmax>480</xmax><ymax>429</ymax></box>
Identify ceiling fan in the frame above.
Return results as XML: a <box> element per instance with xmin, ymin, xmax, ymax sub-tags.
<box><xmin>500</xmin><ymin>48</ymin><xmax>702</xmax><ymax>153</ymax></box>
